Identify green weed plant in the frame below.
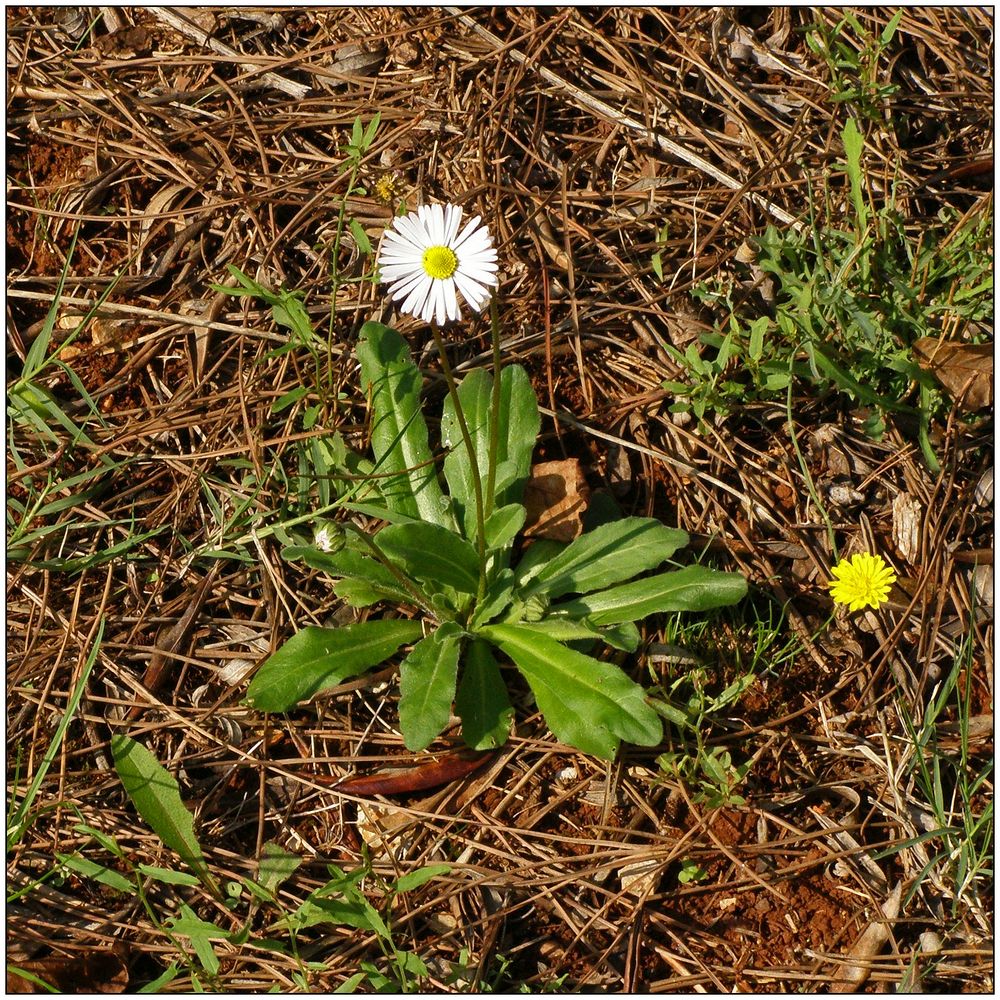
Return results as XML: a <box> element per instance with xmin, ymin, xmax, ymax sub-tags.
<box><xmin>662</xmin><ymin>117</ymin><xmax>992</xmax><ymax>468</ymax></box>
<box><xmin>245</xmin><ymin>320</ymin><xmax>747</xmax><ymax>759</ymax></box>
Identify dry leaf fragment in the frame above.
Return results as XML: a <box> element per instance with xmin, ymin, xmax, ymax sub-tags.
<box><xmin>334</xmin><ymin>751</ymin><xmax>493</xmax><ymax>798</ymax></box>
<box><xmin>913</xmin><ymin>338</ymin><xmax>993</xmax><ymax>410</ymax></box>
<box><xmin>619</xmin><ymin>858</ymin><xmax>661</xmax><ymax>898</ymax></box>
<box><xmin>329</xmin><ymin>41</ymin><xmax>387</xmax><ymax>78</ymax></box>
<box><xmin>829</xmin><ymin>881</ymin><xmax>903</xmax><ymax>992</ymax></box>
<box><xmin>522</xmin><ymin>458</ymin><xmax>590</xmax><ymax>541</ymax></box>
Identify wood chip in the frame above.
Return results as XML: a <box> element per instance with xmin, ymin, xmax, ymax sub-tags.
<box><xmin>891</xmin><ymin>491</ymin><xmax>922</xmax><ymax>564</ymax></box>
<box><xmin>829</xmin><ymin>881</ymin><xmax>902</xmax><ymax>992</ymax></box>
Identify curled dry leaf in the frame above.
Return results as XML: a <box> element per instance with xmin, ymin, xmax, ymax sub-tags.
<box><xmin>913</xmin><ymin>337</ymin><xmax>993</xmax><ymax>410</ymax></box>
<box><xmin>523</xmin><ymin>458</ymin><xmax>590</xmax><ymax>542</ymax></box>
<box><xmin>334</xmin><ymin>750</ymin><xmax>493</xmax><ymax>797</ymax></box>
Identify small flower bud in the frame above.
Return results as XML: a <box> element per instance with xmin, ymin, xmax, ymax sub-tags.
<box><xmin>313</xmin><ymin>521</ymin><xmax>346</xmax><ymax>554</ymax></box>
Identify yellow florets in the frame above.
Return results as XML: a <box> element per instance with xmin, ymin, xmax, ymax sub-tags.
<box><xmin>828</xmin><ymin>552</ymin><xmax>897</xmax><ymax>612</ymax></box>
<box><xmin>422</xmin><ymin>245</ymin><xmax>458</xmax><ymax>280</ymax></box>
<box><xmin>374</xmin><ymin>172</ymin><xmax>400</xmax><ymax>204</ymax></box>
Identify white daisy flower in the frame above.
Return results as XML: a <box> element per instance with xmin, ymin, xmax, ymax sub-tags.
<box><xmin>377</xmin><ymin>203</ymin><xmax>498</xmax><ymax>325</ymax></box>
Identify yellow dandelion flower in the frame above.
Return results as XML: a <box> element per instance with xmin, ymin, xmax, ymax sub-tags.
<box><xmin>827</xmin><ymin>552</ymin><xmax>897</xmax><ymax>612</ymax></box>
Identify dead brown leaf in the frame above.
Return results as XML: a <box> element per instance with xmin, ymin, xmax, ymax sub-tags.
<box><xmin>522</xmin><ymin>458</ymin><xmax>590</xmax><ymax>541</ymax></box>
<box><xmin>913</xmin><ymin>338</ymin><xmax>993</xmax><ymax>410</ymax></box>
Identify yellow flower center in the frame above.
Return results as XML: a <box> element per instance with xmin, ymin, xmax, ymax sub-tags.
<box><xmin>422</xmin><ymin>245</ymin><xmax>458</xmax><ymax>280</ymax></box>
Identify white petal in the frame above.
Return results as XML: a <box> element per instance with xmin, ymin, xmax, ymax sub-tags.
<box><xmin>400</xmin><ymin>274</ymin><xmax>432</xmax><ymax>318</ymax></box>
<box><xmin>379</xmin><ymin>261</ymin><xmax>423</xmax><ymax>279</ymax></box>
<box><xmin>418</xmin><ymin>282</ymin><xmax>436</xmax><ymax>323</ymax></box>
<box><xmin>427</xmin><ymin>280</ymin><xmax>440</xmax><ymax>325</ymax></box>
<box><xmin>388</xmin><ymin>269</ymin><xmax>429</xmax><ymax>299</ymax></box>
<box><xmin>393</xmin><ymin>213</ymin><xmax>430</xmax><ymax>248</ymax></box>
<box><xmin>453</xmin><ymin>271</ymin><xmax>488</xmax><ymax>311</ymax></box>
<box><xmin>456</xmin><ymin>238</ymin><xmax>494</xmax><ymax>265</ymax></box>
<box><xmin>379</xmin><ymin>267</ymin><xmax>423</xmax><ymax>285</ymax></box>
<box><xmin>458</xmin><ymin>262</ymin><xmax>498</xmax><ymax>287</ymax></box>
<box><xmin>378</xmin><ymin>255</ymin><xmax>423</xmax><ymax>271</ymax></box>
<box><xmin>444</xmin><ymin>204</ymin><xmax>462</xmax><ymax>245</ymax></box>
<box><xmin>452</xmin><ymin>216</ymin><xmax>485</xmax><ymax>251</ymax></box>
<box><xmin>419</xmin><ymin>204</ymin><xmax>439</xmax><ymax>244</ymax></box>
<box><xmin>441</xmin><ymin>277</ymin><xmax>460</xmax><ymax>322</ymax></box>
<box><xmin>432</xmin><ymin>203</ymin><xmax>448</xmax><ymax>244</ymax></box>
<box><xmin>379</xmin><ymin>241</ymin><xmax>418</xmax><ymax>264</ymax></box>
<box><xmin>377</xmin><ymin>246</ymin><xmax>423</xmax><ymax>264</ymax></box>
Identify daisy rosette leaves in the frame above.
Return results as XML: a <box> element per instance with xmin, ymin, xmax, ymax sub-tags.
<box><xmin>377</xmin><ymin>203</ymin><xmax>498</xmax><ymax>324</ymax></box>
<box><xmin>827</xmin><ymin>552</ymin><xmax>897</xmax><ymax>612</ymax></box>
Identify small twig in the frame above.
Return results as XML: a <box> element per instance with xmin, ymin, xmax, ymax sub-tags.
<box><xmin>125</xmin><ymin>565</ymin><xmax>219</xmax><ymax>722</ymax></box>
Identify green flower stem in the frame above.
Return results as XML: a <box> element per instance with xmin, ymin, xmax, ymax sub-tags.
<box><xmin>486</xmin><ymin>296</ymin><xmax>502</xmax><ymax>516</ymax></box>
<box><xmin>430</xmin><ymin>322</ymin><xmax>488</xmax><ymax>602</ymax></box>
<box><xmin>344</xmin><ymin>523</ymin><xmax>445</xmax><ymax>619</ymax></box>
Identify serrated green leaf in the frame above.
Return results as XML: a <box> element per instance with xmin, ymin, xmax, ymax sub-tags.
<box><xmin>168</xmin><ymin>903</ymin><xmax>227</xmax><ymax>975</ymax></box>
<box><xmin>469</xmin><ymin>570</ymin><xmax>515</xmax><ymax>629</ymax></box>
<box><xmin>480</xmin><ymin>624</ymin><xmax>662</xmax><ymax>759</ymax></box>
<box><xmin>362</xmin><ymin>113</ymin><xmax>381</xmax><ymax>149</ymax></box>
<box><xmin>842</xmin><ymin>117</ymin><xmax>868</xmax><ymax>232</ymax></box>
<box><xmin>349</xmin><ymin>217</ymin><xmax>372</xmax><ymax>256</ymax></box>
<box><xmin>333</xmin><ymin>577</ymin><xmax>398</xmax><ymax>608</ymax></box>
<box><xmin>72</xmin><ymin>823</ymin><xmax>124</xmax><ymax>858</ymax></box>
<box><xmin>399</xmin><ymin>622</ymin><xmax>463</xmax><ymax>751</ymax></box>
<box><xmin>506</xmin><ymin>617</ymin><xmax>638</xmax><ymax>653</ymax></box>
<box><xmin>110</xmin><ymin>735</ymin><xmax>218</xmax><ymax>896</ymax></box>
<box><xmin>270</xmin><ymin>385</ymin><xmax>310</xmax><ymax>415</ymax></box>
<box><xmin>376</xmin><ymin>521</ymin><xmax>480</xmax><ymax>595</ymax></box>
<box><xmin>651</xmin><ymin>251</ymin><xmax>663</xmax><ymax>281</ymax></box>
<box><xmin>282</xmin><ymin>545</ymin><xmax>415</xmax><ymax>607</ymax></box>
<box><xmin>286</xmin><ymin>868</ymin><xmax>391</xmax><ymax>938</ymax></box>
<box><xmin>513</xmin><ymin>539</ymin><xmax>565</xmax><ymax>588</ymax></box>
<box><xmin>524</xmin><ymin>517</ymin><xmax>688</xmax><ymax>599</ymax></box>
<box><xmin>137</xmin><ymin>963</ymin><xmax>180</xmax><ymax>993</ymax></box>
<box><xmin>357</xmin><ymin>322</ymin><xmax>453</xmax><ymax>528</ymax></box>
<box><xmin>747</xmin><ymin>316</ymin><xmax>768</xmax><ymax>362</ymax></box>
<box><xmin>454</xmin><ymin>640</ymin><xmax>513</xmax><ymax>750</ymax></box>
<box><xmin>554</xmin><ymin>565</ymin><xmax>746</xmax><ymax>625</ymax></box>
<box><xmin>258</xmin><ymin>842</ymin><xmax>302</xmax><ymax>896</ymax></box>
<box><xmin>246</xmin><ymin>620</ymin><xmax>422</xmax><ymax>712</ymax></box>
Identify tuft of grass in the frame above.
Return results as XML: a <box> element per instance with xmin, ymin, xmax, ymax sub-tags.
<box><xmin>649</xmin><ymin>595</ymin><xmax>801</xmax><ymax>808</ymax></box>
<box><xmin>805</xmin><ymin>9</ymin><xmax>904</xmax><ymax>123</ymax></box>
<box><xmin>663</xmin><ymin>119</ymin><xmax>992</xmax><ymax>467</ymax></box>
<box><xmin>889</xmin><ymin>627</ymin><xmax>993</xmax><ymax>922</ymax></box>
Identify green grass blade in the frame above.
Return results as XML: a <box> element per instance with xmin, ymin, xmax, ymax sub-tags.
<box><xmin>7</xmin><ymin>618</ymin><xmax>104</xmax><ymax>850</ymax></box>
